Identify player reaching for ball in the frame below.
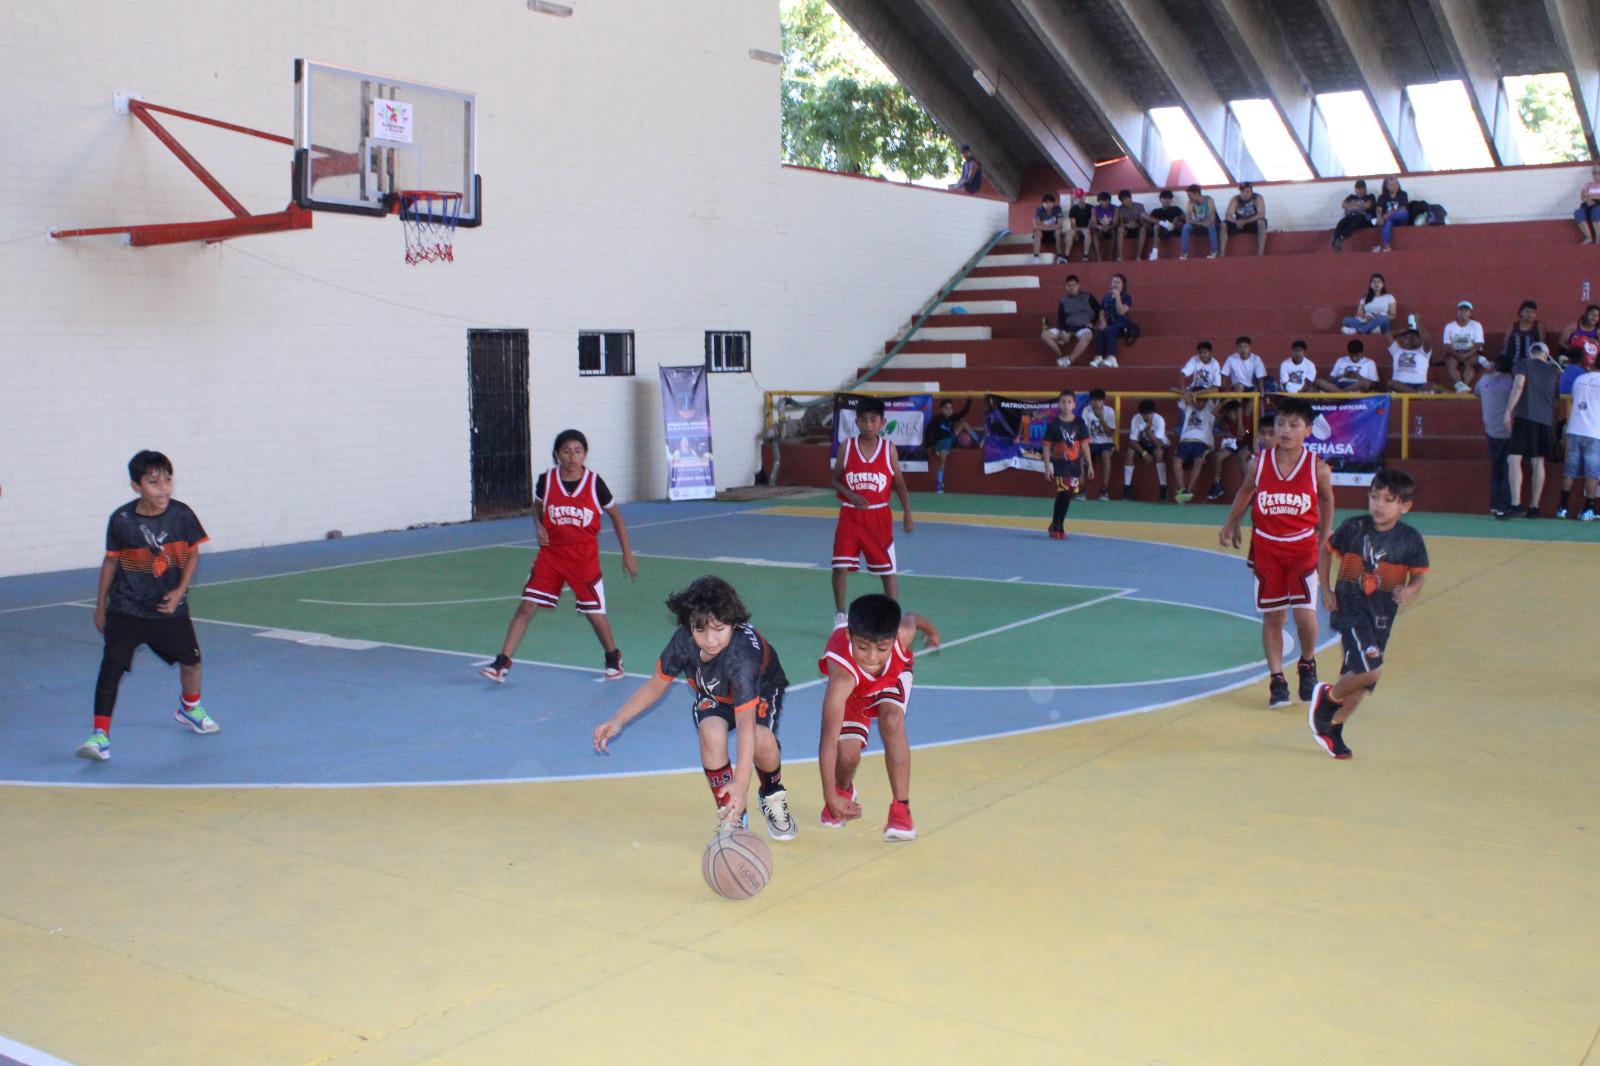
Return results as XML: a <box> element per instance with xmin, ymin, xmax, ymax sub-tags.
<box><xmin>593</xmin><ymin>576</ymin><xmax>796</xmax><ymax>840</ymax></box>
<box><xmin>818</xmin><ymin>594</ymin><xmax>940</xmax><ymax>842</ymax></box>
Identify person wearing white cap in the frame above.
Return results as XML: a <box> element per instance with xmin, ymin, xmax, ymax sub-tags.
<box><xmin>1441</xmin><ymin>300</ymin><xmax>1484</xmax><ymax>393</ymax></box>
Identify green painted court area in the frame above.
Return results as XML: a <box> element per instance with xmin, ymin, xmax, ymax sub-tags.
<box><xmin>189</xmin><ymin>547</ymin><xmax>1264</xmax><ymax>687</ymax></box>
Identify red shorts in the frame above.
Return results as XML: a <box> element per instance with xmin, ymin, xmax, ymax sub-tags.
<box><xmin>839</xmin><ymin>674</ymin><xmax>914</xmax><ymax>746</ymax></box>
<box><xmin>1247</xmin><ymin>535</ymin><xmax>1319</xmax><ymax>612</ymax></box>
<box><xmin>522</xmin><ymin>548</ymin><xmax>606</xmax><ymax>614</ymax></box>
<box><xmin>832</xmin><ymin>506</ymin><xmax>896</xmax><ymax>574</ymax></box>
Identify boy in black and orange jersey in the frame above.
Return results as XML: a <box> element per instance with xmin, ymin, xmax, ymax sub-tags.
<box><xmin>1309</xmin><ymin>469</ymin><xmax>1429</xmax><ymax>759</ymax></box>
<box><xmin>1042</xmin><ymin>389</ymin><xmax>1091</xmax><ymax>540</ymax></box>
<box><xmin>78</xmin><ymin>451</ymin><xmax>216</xmax><ymax>761</ymax></box>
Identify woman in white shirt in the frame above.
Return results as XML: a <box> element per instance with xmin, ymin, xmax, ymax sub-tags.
<box><xmin>1575</xmin><ymin>163</ymin><xmax>1600</xmax><ymax>244</ymax></box>
<box><xmin>1342</xmin><ymin>273</ymin><xmax>1397</xmax><ymax>335</ymax></box>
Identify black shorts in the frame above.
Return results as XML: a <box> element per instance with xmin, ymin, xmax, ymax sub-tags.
<box><xmin>1227</xmin><ymin>220</ymin><xmax>1262</xmax><ymax>234</ymax></box>
<box><xmin>1090</xmin><ymin>442</ymin><xmax>1116</xmax><ymax>458</ymax></box>
<box><xmin>1332</xmin><ymin>612</ymin><xmax>1387</xmax><ymax>691</ymax></box>
<box><xmin>691</xmin><ymin>684</ymin><xmax>785</xmax><ymax>740</ymax></box>
<box><xmin>102</xmin><ymin>610</ymin><xmax>202</xmax><ymax>671</ymax></box>
<box><xmin>1128</xmin><ymin>440</ymin><xmax>1165</xmax><ymax>458</ymax></box>
<box><xmin>1509</xmin><ymin>417</ymin><xmax>1555</xmax><ymax>459</ymax></box>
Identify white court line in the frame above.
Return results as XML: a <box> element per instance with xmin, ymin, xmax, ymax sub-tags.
<box><xmin>300</xmin><ymin>595</ymin><xmax>518</xmax><ymax>607</ymax></box>
<box><xmin>0</xmin><ymin>599</ymin><xmax>88</xmax><ymax>615</ymax></box>
<box><xmin>0</xmin><ymin>1034</ymin><xmax>78</xmax><ymax>1066</ymax></box>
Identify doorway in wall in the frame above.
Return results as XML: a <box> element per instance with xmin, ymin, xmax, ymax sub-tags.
<box><xmin>467</xmin><ymin>329</ymin><xmax>532</xmax><ymax>519</ymax></box>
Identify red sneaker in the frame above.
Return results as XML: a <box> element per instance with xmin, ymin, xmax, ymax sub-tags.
<box><xmin>819</xmin><ymin>786</ymin><xmax>857</xmax><ymax>829</ymax></box>
<box><xmin>883</xmin><ymin>799</ymin><xmax>916</xmax><ymax>842</ymax></box>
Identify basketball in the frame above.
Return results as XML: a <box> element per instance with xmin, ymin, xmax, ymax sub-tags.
<box><xmin>702</xmin><ymin>824</ymin><xmax>773</xmax><ymax>899</ymax></box>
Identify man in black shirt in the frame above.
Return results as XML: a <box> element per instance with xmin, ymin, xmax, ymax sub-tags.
<box><xmin>1148</xmin><ymin>189</ymin><xmax>1185</xmax><ymax>260</ymax></box>
<box><xmin>1031</xmin><ymin>192</ymin><xmax>1067</xmax><ymax>263</ymax></box>
<box><xmin>1065</xmin><ymin>189</ymin><xmax>1094</xmax><ymax>262</ymax></box>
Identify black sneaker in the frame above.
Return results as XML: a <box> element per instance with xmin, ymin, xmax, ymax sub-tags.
<box><xmin>479</xmin><ymin>654</ymin><xmax>512</xmax><ymax>683</ymax></box>
<box><xmin>1525</xmin><ymin>506</ymin><xmax>1541</xmax><ymax>519</ymax></box>
<box><xmin>1158</xmin><ymin>484</ymin><xmax>1169</xmax><ymax>501</ymax></box>
<box><xmin>1297</xmin><ymin>658</ymin><xmax>1318</xmax><ymax>702</ymax></box>
<box><xmin>1268</xmin><ymin>673</ymin><xmax>1291</xmax><ymax>709</ymax></box>
<box><xmin>1207</xmin><ymin>482</ymin><xmax>1226</xmax><ymax>501</ymax></box>
<box><xmin>1329</xmin><ymin>723</ymin><xmax>1352</xmax><ymax>759</ymax></box>
<box><xmin>1490</xmin><ymin>508</ymin><xmax>1508</xmax><ymax>520</ymax></box>
<box><xmin>603</xmin><ymin>648</ymin><xmax>624</xmax><ymax>680</ymax></box>
<box><xmin>1308</xmin><ymin>683</ymin><xmax>1338</xmax><ymax>756</ymax></box>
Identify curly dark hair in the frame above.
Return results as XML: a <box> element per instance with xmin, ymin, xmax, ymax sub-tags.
<box><xmin>665</xmin><ymin>575</ymin><xmax>751</xmax><ymax>629</ymax></box>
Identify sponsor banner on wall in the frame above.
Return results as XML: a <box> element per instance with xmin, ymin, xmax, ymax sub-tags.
<box><xmin>659</xmin><ymin>366</ymin><xmax>716</xmax><ymax>500</ymax></box>
<box><xmin>832</xmin><ymin>393</ymin><xmax>932</xmax><ymax>472</ymax></box>
<box><xmin>1304</xmin><ymin>394</ymin><xmax>1389</xmax><ymax>485</ymax></box>
<box><xmin>981</xmin><ymin>393</ymin><xmax>1060</xmax><ymax>473</ymax></box>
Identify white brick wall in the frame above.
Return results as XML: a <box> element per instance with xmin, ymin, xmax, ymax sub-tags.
<box><xmin>0</xmin><ymin>0</ymin><xmax>1006</xmax><ymax>577</ymax></box>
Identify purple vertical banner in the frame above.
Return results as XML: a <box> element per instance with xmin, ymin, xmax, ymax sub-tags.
<box><xmin>660</xmin><ymin>366</ymin><xmax>716</xmax><ymax>501</ymax></box>
<box><xmin>1305</xmin><ymin>395</ymin><xmax>1389</xmax><ymax>484</ymax></box>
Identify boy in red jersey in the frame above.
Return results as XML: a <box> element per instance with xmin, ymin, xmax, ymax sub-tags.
<box><xmin>818</xmin><ymin>594</ymin><xmax>940</xmax><ymax>841</ymax></box>
<box><xmin>830</xmin><ymin>396</ymin><xmax>914</xmax><ymax>627</ymax></box>
<box><xmin>481</xmin><ymin>429</ymin><xmax>639</xmax><ymax>683</ymax></box>
<box><xmin>1218</xmin><ymin>397</ymin><xmax>1335</xmax><ymax>709</ymax></box>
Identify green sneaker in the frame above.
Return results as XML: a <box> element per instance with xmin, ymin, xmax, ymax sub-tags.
<box><xmin>174</xmin><ymin>702</ymin><xmax>220</xmax><ymax>734</ymax></box>
<box><xmin>76</xmin><ymin>730</ymin><xmax>110</xmax><ymax>761</ymax></box>
<box><xmin>1174</xmin><ymin>489</ymin><xmax>1193</xmax><ymax>504</ymax></box>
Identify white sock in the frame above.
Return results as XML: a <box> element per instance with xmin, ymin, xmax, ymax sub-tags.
<box><xmin>1156</xmin><ymin>466</ymin><xmax>1168</xmax><ymax>486</ymax></box>
<box><xmin>1123</xmin><ymin>467</ymin><xmax>1133</xmax><ymax>487</ymax></box>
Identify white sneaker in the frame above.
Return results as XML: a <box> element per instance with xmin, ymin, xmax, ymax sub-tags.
<box><xmin>1029</xmin><ymin>254</ymin><xmax>1041</xmax><ymax>264</ymax></box>
<box><xmin>1055</xmin><ymin>356</ymin><xmax>1072</xmax><ymax>367</ymax></box>
<box><xmin>759</xmin><ymin>789</ymin><xmax>797</xmax><ymax>841</ymax></box>
<box><xmin>1206</xmin><ymin>253</ymin><xmax>1218</xmax><ymax>259</ymax></box>
<box><xmin>833</xmin><ymin>611</ymin><xmax>848</xmax><ymax>630</ymax></box>
<box><xmin>1148</xmin><ymin>248</ymin><xmax>1159</xmax><ymax>260</ymax></box>
<box><xmin>1341</xmin><ymin>326</ymin><xmax>1357</xmax><ymax>335</ymax></box>
<box><xmin>1582</xmin><ymin>508</ymin><xmax>1598</xmax><ymax>522</ymax></box>
<box><xmin>1088</xmin><ymin>356</ymin><xmax>1104</xmax><ymax>368</ymax></box>
<box><xmin>1101</xmin><ymin>356</ymin><xmax>1118</xmax><ymax>368</ymax></box>
<box><xmin>1454</xmin><ymin>381</ymin><xmax>1471</xmax><ymax>393</ymax></box>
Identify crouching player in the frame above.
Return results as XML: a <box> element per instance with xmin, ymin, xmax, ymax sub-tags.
<box><xmin>593</xmin><ymin>576</ymin><xmax>795</xmax><ymax>839</ymax></box>
<box><xmin>818</xmin><ymin>594</ymin><xmax>940</xmax><ymax>842</ymax></box>
<box><xmin>1309</xmin><ymin>469</ymin><xmax>1429</xmax><ymax>758</ymax></box>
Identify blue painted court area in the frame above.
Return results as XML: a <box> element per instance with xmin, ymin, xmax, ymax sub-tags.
<box><xmin>0</xmin><ymin>499</ymin><xmax>1316</xmax><ymax>787</ymax></box>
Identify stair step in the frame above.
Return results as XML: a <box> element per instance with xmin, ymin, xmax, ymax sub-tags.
<box><xmin>877</xmin><ymin>352</ymin><xmax>966</xmax><ymax>369</ymax></box>
<box><xmin>932</xmin><ymin>299</ymin><xmax>1016</xmax><ymax>315</ymax></box>
<box><xmin>955</xmin><ymin>274</ymin><xmax>1040</xmax><ymax>291</ymax></box>
<box><xmin>902</xmin><ymin>325</ymin><xmax>991</xmax><ymax>341</ymax></box>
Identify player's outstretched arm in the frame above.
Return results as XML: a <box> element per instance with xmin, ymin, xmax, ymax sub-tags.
<box><xmin>593</xmin><ymin>672</ymin><xmax>673</xmax><ymax>753</ymax></box>
<box><xmin>605</xmin><ymin>505</ymin><xmax>639</xmax><ymax>578</ymax></box>
<box><xmin>901</xmin><ymin>611</ymin><xmax>939</xmax><ymax>650</ymax></box>
<box><xmin>818</xmin><ymin>667</ymin><xmax>864</xmax><ymax>822</ymax></box>
<box><xmin>1218</xmin><ymin>456</ymin><xmax>1258</xmax><ymax>548</ymax></box>
<box><xmin>889</xmin><ymin>444</ymin><xmax>914</xmax><ymax>532</ymax></box>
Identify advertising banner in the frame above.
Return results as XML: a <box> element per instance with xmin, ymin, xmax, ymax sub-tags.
<box><xmin>981</xmin><ymin>393</ymin><xmax>1061</xmax><ymax>473</ymax></box>
<box><xmin>1304</xmin><ymin>394</ymin><xmax>1390</xmax><ymax>486</ymax></box>
<box><xmin>832</xmin><ymin>393</ymin><xmax>932</xmax><ymax>472</ymax></box>
<box><xmin>659</xmin><ymin>366</ymin><xmax>716</xmax><ymax>500</ymax></box>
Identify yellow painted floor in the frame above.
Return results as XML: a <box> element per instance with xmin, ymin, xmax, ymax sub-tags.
<box><xmin>2</xmin><ymin>527</ymin><xmax>1597</xmax><ymax>1065</ymax></box>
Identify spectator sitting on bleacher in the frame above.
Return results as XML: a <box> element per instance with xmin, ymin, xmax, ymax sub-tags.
<box><xmin>1331</xmin><ymin>179</ymin><xmax>1376</xmax><ymax>251</ymax></box>
<box><xmin>952</xmin><ymin>145</ymin><xmax>983</xmax><ymax>195</ymax></box>
<box><xmin>1115</xmin><ymin>190</ymin><xmax>1151</xmax><ymax>262</ymax></box>
<box><xmin>1441</xmin><ymin>300</ymin><xmax>1485</xmax><ymax>393</ymax></box>
<box><xmin>1148</xmin><ymin>190</ymin><xmax>1184</xmax><ymax>260</ymax></box>
<box><xmin>1476</xmin><ymin>355</ymin><xmax>1515</xmax><ymax>518</ymax></box>
<box><xmin>1091</xmin><ymin>192</ymin><xmax>1119</xmax><ymax>261</ymax></box>
<box><xmin>1030</xmin><ymin>192</ymin><xmax>1067</xmax><ymax>264</ymax></box>
<box><xmin>1224</xmin><ymin>182</ymin><xmax>1267</xmax><ymax>256</ymax></box>
<box><xmin>1279</xmin><ymin>340</ymin><xmax>1317</xmax><ymax>393</ymax></box>
<box><xmin>1342</xmin><ymin>273</ymin><xmax>1396</xmax><ymax>335</ymax></box>
<box><xmin>1123</xmin><ymin>399</ymin><xmax>1169</xmax><ymax>501</ymax></box>
<box><xmin>1207</xmin><ymin>399</ymin><xmax>1252</xmax><ymax>500</ymax></box>
<box><xmin>1043</xmin><ymin>274</ymin><xmax>1101</xmax><ymax>367</ymax></box>
<box><xmin>1223</xmin><ymin>335</ymin><xmax>1269</xmax><ymax>392</ymax></box>
<box><xmin>1316</xmin><ymin>340</ymin><xmax>1379</xmax><ymax>392</ymax></box>
<box><xmin>1505</xmin><ymin>341</ymin><xmax>1561</xmax><ymax>517</ymax></box>
<box><xmin>1181</xmin><ymin>185</ymin><xmax>1221</xmax><ymax>260</ymax></box>
<box><xmin>1084</xmin><ymin>388</ymin><xmax>1118</xmax><ymax>500</ymax></box>
<box><xmin>1065</xmin><ymin>189</ymin><xmax>1094</xmax><ymax>262</ymax></box>
<box><xmin>1558</xmin><ymin>303</ymin><xmax>1600</xmax><ymax>364</ymax></box>
<box><xmin>1178</xmin><ymin>341</ymin><xmax>1223</xmax><ymax>395</ymax></box>
<box><xmin>1091</xmin><ymin>272</ymin><xmax>1133</xmax><ymax>369</ymax></box>
<box><xmin>1170</xmin><ymin>396</ymin><xmax>1218</xmax><ymax>503</ymax></box>
<box><xmin>1388</xmin><ymin>320</ymin><xmax>1439</xmax><ymax>393</ymax></box>
<box><xmin>1574</xmin><ymin>163</ymin><xmax>1600</xmax><ymax>244</ymax></box>
<box><xmin>1500</xmin><ymin>300</ymin><xmax>1544</xmax><ymax>365</ymax></box>
<box><xmin>1373</xmin><ymin>176</ymin><xmax>1409</xmax><ymax>253</ymax></box>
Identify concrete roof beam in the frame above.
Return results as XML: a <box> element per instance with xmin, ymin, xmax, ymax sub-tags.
<box><xmin>1201</xmin><ymin>0</ymin><xmax>1321</xmax><ymax>175</ymax></box>
<box><xmin>1310</xmin><ymin>0</ymin><xmax>1422</xmax><ymax>171</ymax></box>
<box><xmin>1421</xmin><ymin>0</ymin><xmax>1505</xmax><ymax>164</ymax></box>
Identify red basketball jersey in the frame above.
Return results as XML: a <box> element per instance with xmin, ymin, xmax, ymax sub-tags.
<box><xmin>837</xmin><ymin>436</ymin><xmax>894</xmax><ymax>509</ymax></box>
<box><xmin>540</xmin><ymin>468</ymin><xmax>603</xmax><ymax>550</ymax></box>
<box><xmin>1251</xmin><ymin>446</ymin><xmax>1319</xmax><ymax>543</ymax></box>
<box><xmin>818</xmin><ymin>624</ymin><xmax>913</xmax><ymax>697</ymax></box>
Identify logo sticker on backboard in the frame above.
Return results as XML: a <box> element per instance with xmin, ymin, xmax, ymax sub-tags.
<box><xmin>371</xmin><ymin>100</ymin><xmax>414</xmax><ymax>144</ymax></box>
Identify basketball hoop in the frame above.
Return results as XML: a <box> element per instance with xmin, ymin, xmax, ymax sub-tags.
<box><xmin>398</xmin><ymin>190</ymin><xmax>462</xmax><ymax>264</ymax></box>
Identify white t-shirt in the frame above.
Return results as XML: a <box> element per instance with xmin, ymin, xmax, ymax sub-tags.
<box><xmin>1278</xmin><ymin>356</ymin><xmax>1318</xmax><ymax>393</ymax></box>
<box><xmin>1129</xmin><ymin>411</ymin><xmax>1167</xmax><ymax>446</ymax></box>
<box><xmin>1222</xmin><ymin>352</ymin><xmax>1268</xmax><ymax>390</ymax></box>
<box><xmin>1568</xmin><ymin>370</ymin><xmax>1600</xmax><ymax>439</ymax></box>
<box><xmin>1083</xmin><ymin>404</ymin><xmax>1117</xmax><ymax>445</ymax></box>
<box><xmin>1177</xmin><ymin>399</ymin><xmax>1217</xmax><ymax>444</ymax></box>
<box><xmin>1332</xmin><ymin>355</ymin><xmax>1378</xmax><ymax>384</ymax></box>
<box><xmin>1441</xmin><ymin>319</ymin><xmax>1484</xmax><ymax>355</ymax></box>
<box><xmin>1359</xmin><ymin>293</ymin><xmax>1397</xmax><ymax>319</ymax></box>
<box><xmin>1181</xmin><ymin>355</ymin><xmax>1222</xmax><ymax>390</ymax></box>
<box><xmin>1389</xmin><ymin>340</ymin><xmax>1432</xmax><ymax>385</ymax></box>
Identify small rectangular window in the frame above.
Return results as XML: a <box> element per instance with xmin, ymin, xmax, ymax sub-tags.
<box><xmin>578</xmin><ymin>331</ymin><xmax>635</xmax><ymax>377</ymax></box>
<box><xmin>705</xmin><ymin>331</ymin><xmax>751</xmax><ymax>373</ymax></box>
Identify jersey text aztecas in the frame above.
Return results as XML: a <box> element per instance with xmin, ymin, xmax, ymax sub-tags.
<box><xmin>1252</xmin><ymin>447</ymin><xmax>1319</xmax><ymax>542</ymax></box>
<box><xmin>837</xmin><ymin>436</ymin><xmax>893</xmax><ymax>508</ymax></box>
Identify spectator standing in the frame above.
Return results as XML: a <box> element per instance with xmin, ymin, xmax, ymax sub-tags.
<box><xmin>1123</xmin><ymin>399</ymin><xmax>1169</xmax><ymax>501</ymax></box>
<box><xmin>1499</xmin><ymin>300</ymin><xmax>1544</xmax><ymax>365</ymax></box>
<box><xmin>1388</xmin><ymin>321</ymin><xmax>1438</xmax><ymax>393</ymax></box>
<box><xmin>1559</xmin><ymin>360</ymin><xmax>1600</xmax><ymax>519</ymax></box>
<box><xmin>1223</xmin><ymin>335</ymin><xmax>1269</xmax><ymax>392</ymax></box>
<box><xmin>1090</xmin><ymin>192</ymin><xmax>1119</xmax><ymax>261</ymax></box>
<box><xmin>1083</xmin><ymin>389</ymin><xmax>1119</xmax><ymax>500</ymax></box>
<box><xmin>1475</xmin><ymin>356</ymin><xmax>1515</xmax><ymax>518</ymax></box>
<box><xmin>1065</xmin><ymin>189</ymin><xmax>1094</xmax><ymax>262</ymax></box>
<box><xmin>1279</xmin><ymin>340</ymin><xmax>1318</xmax><ymax>394</ymax></box>
<box><xmin>1504</xmin><ymin>341</ymin><xmax>1561</xmax><ymax>516</ymax></box>
<box><xmin>1091</xmin><ymin>273</ymin><xmax>1133</xmax><ymax>368</ymax></box>
<box><xmin>1373</xmin><ymin>176</ymin><xmax>1409</xmax><ymax>253</ymax></box>
<box><xmin>1575</xmin><ymin>163</ymin><xmax>1600</xmax><ymax>244</ymax></box>
<box><xmin>1441</xmin><ymin>300</ymin><xmax>1485</xmax><ymax>393</ymax></box>
<box><xmin>1224</xmin><ymin>182</ymin><xmax>1268</xmax><ymax>256</ymax></box>
<box><xmin>1316</xmin><ymin>340</ymin><xmax>1379</xmax><ymax>392</ymax></box>
<box><xmin>1181</xmin><ymin>184</ymin><xmax>1221</xmax><ymax>260</ymax></box>
<box><xmin>953</xmin><ymin>146</ymin><xmax>983</xmax><ymax>195</ymax></box>
<box><xmin>1179</xmin><ymin>341</ymin><xmax>1224</xmax><ymax>394</ymax></box>
<box><xmin>1115</xmin><ymin>190</ymin><xmax>1151</xmax><ymax>262</ymax></box>
<box><xmin>1030</xmin><ymin>192</ymin><xmax>1067</xmax><ymax>264</ymax></box>
<box><xmin>1331</xmin><ymin>179</ymin><xmax>1376</xmax><ymax>251</ymax></box>
<box><xmin>1342</xmin><ymin>273</ymin><xmax>1396</xmax><ymax>335</ymax></box>
<box><xmin>1042</xmin><ymin>274</ymin><xmax>1101</xmax><ymax>367</ymax></box>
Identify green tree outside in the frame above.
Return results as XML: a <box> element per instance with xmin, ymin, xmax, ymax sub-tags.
<box><xmin>1509</xmin><ymin>74</ymin><xmax>1588</xmax><ymax>163</ymax></box>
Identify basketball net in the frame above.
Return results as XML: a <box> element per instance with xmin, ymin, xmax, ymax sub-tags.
<box><xmin>398</xmin><ymin>190</ymin><xmax>461</xmax><ymax>264</ymax></box>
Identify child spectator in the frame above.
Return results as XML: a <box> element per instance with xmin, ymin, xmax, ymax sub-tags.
<box><xmin>1331</xmin><ymin>179</ymin><xmax>1376</xmax><ymax>251</ymax></box>
<box><xmin>1083</xmin><ymin>388</ymin><xmax>1119</xmax><ymax>499</ymax></box>
<box><xmin>1504</xmin><ymin>341</ymin><xmax>1561</xmax><ymax>516</ymax></box>
<box><xmin>78</xmin><ymin>450</ymin><xmax>216</xmax><ymax>762</ymax></box>
<box><xmin>1223</xmin><ymin>335</ymin><xmax>1270</xmax><ymax>392</ymax></box>
<box><xmin>1373</xmin><ymin>176</ymin><xmax>1409</xmax><ymax>252</ymax></box>
<box><xmin>1148</xmin><ymin>189</ymin><xmax>1184</xmax><ymax>259</ymax></box>
<box><xmin>1441</xmin><ymin>300</ymin><xmax>1485</xmax><ymax>393</ymax></box>
<box><xmin>1342</xmin><ymin>273</ymin><xmax>1396</xmax><ymax>335</ymax></box>
<box><xmin>1501</xmin><ymin>300</ymin><xmax>1545</xmax><ymax>365</ymax></box>
<box><xmin>1224</xmin><ymin>182</ymin><xmax>1268</xmax><ymax>255</ymax></box>
<box><xmin>1179</xmin><ymin>341</ymin><xmax>1224</xmax><ymax>394</ymax></box>
<box><xmin>1181</xmin><ymin>184</ymin><xmax>1221</xmax><ymax>259</ymax></box>
<box><xmin>1065</xmin><ymin>189</ymin><xmax>1094</xmax><ymax>262</ymax></box>
<box><xmin>1091</xmin><ymin>191</ymin><xmax>1119</xmax><ymax>261</ymax></box>
<box><xmin>1207</xmin><ymin>398</ymin><xmax>1252</xmax><ymax>500</ymax></box>
<box><xmin>1042</xmin><ymin>274</ymin><xmax>1101</xmax><ymax>367</ymax></box>
<box><xmin>1559</xmin><ymin>359</ymin><xmax>1600</xmax><ymax>520</ymax></box>
<box><xmin>830</xmin><ymin>396</ymin><xmax>914</xmax><ymax>621</ymax></box>
<box><xmin>1388</xmin><ymin>321</ymin><xmax>1438</xmax><ymax>393</ymax></box>
<box><xmin>1123</xmin><ymin>398</ymin><xmax>1169</xmax><ymax>500</ymax></box>
<box><xmin>1091</xmin><ymin>272</ymin><xmax>1133</xmax><ymax>368</ymax></box>
<box><xmin>1171</xmin><ymin>395</ymin><xmax>1218</xmax><ymax>503</ymax></box>
<box><xmin>1474</xmin><ymin>356</ymin><xmax>1515</xmax><ymax>518</ymax></box>
<box><xmin>952</xmin><ymin>146</ymin><xmax>983</xmax><ymax>195</ymax></box>
<box><xmin>1043</xmin><ymin>389</ymin><xmax>1092</xmax><ymax>538</ymax></box>
<box><xmin>1575</xmin><ymin>163</ymin><xmax>1600</xmax><ymax>244</ymax></box>
<box><xmin>1317</xmin><ymin>339</ymin><xmax>1380</xmax><ymax>392</ymax></box>
<box><xmin>1310</xmin><ymin>469</ymin><xmax>1428</xmax><ymax>759</ymax></box>
<box><xmin>1279</xmin><ymin>340</ymin><xmax>1318</xmax><ymax>393</ymax></box>
<box><xmin>925</xmin><ymin>397</ymin><xmax>975</xmax><ymax>494</ymax></box>
<box><xmin>1115</xmin><ymin>189</ymin><xmax>1151</xmax><ymax>262</ymax></box>
<box><xmin>1030</xmin><ymin>192</ymin><xmax>1067</xmax><ymax>264</ymax></box>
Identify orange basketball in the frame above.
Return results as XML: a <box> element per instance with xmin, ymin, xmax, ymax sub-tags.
<box><xmin>702</xmin><ymin>824</ymin><xmax>772</xmax><ymax>900</ymax></box>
